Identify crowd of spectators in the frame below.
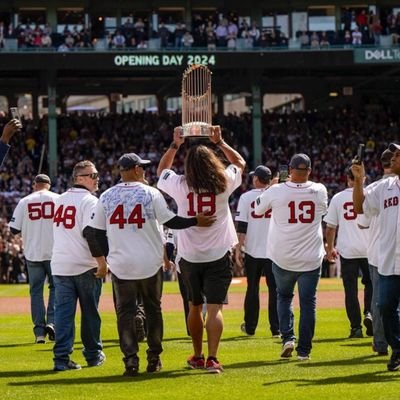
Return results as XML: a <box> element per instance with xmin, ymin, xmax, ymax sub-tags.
<box><xmin>0</xmin><ymin>104</ymin><xmax>398</xmax><ymax>282</ymax></box>
<box><xmin>2</xmin><ymin>7</ymin><xmax>400</xmax><ymax>51</ymax></box>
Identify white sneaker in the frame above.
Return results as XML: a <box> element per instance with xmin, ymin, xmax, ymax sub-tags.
<box><xmin>297</xmin><ymin>355</ymin><xmax>310</xmax><ymax>361</ymax></box>
<box><xmin>35</xmin><ymin>336</ymin><xmax>46</xmax><ymax>344</ymax></box>
<box><xmin>281</xmin><ymin>341</ymin><xmax>295</xmax><ymax>358</ymax></box>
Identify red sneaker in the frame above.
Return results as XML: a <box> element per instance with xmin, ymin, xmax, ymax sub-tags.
<box><xmin>205</xmin><ymin>358</ymin><xmax>223</xmax><ymax>373</ymax></box>
<box><xmin>187</xmin><ymin>355</ymin><xmax>205</xmax><ymax>369</ymax></box>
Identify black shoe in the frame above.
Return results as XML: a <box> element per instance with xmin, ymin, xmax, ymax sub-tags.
<box><xmin>87</xmin><ymin>352</ymin><xmax>106</xmax><ymax>367</ymax></box>
<box><xmin>135</xmin><ymin>316</ymin><xmax>146</xmax><ymax>342</ymax></box>
<box><xmin>349</xmin><ymin>328</ymin><xmax>363</xmax><ymax>338</ymax></box>
<box><xmin>147</xmin><ymin>357</ymin><xmax>162</xmax><ymax>373</ymax></box>
<box><xmin>363</xmin><ymin>314</ymin><xmax>373</xmax><ymax>337</ymax></box>
<box><xmin>45</xmin><ymin>324</ymin><xmax>55</xmax><ymax>341</ymax></box>
<box><xmin>53</xmin><ymin>360</ymin><xmax>82</xmax><ymax>371</ymax></box>
<box><xmin>123</xmin><ymin>366</ymin><xmax>139</xmax><ymax>377</ymax></box>
<box><xmin>387</xmin><ymin>352</ymin><xmax>400</xmax><ymax>371</ymax></box>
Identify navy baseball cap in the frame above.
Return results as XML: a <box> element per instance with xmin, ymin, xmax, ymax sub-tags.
<box><xmin>34</xmin><ymin>174</ymin><xmax>51</xmax><ymax>184</ymax></box>
<box><xmin>289</xmin><ymin>153</ymin><xmax>311</xmax><ymax>170</ymax></box>
<box><xmin>249</xmin><ymin>166</ymin><xmax>272</xmax><ymax>181</ymax></box>
<box><xmin>118</xmin><ymin>153</ymin><xmax>151</xmax><ymax>171</ymax></box>
<box><xmin>388</xmin><ymin>143</ymin><xmax>400</xmax><ymax>152</ymax></box>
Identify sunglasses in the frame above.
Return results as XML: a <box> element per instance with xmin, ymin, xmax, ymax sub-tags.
<box><xmin>77</xmin><ymin>172</ymin><xmax>99</xmax><ymax>180</ymax></box>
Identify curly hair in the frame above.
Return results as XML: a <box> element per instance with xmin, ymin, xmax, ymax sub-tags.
<box><xmin>184</xmin><ymin>145</ymin><xmax>227</xmax><ymax>194</ymax></box>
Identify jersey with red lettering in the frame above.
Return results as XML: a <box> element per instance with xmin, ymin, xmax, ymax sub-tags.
<box><xmin>363</xmin><ymin>176</ymin><xmax>400</xmax><ymax>276</ymax></box>
<box><xmin>323</xmin><ymin>188</ymin><xmax>368</xmax><ymax>259</ymax></box>
<box><xmin>89</xmin><ymin>182</ymin><xmax>175</xmax><ymax>280</ymax></box>
<box><xmin>9</xmin><ymin>190</ymin><xmax>60</xmax><ymax>261</ymax></box>
<box><xmin>51</xmin><ymin>188</ymin><xmax>98</xmax><ymax>275</ymax></box>
<box><xmin>255</xmin><ymin>181</ymin><xmax>328</xmax><ymax>272</ymax></box>
<box><xmin>157</xmin><ymin>164</ymin><xmax>242</xmax><ymax>263</ymax></box>
<box><xmin>235</xmin><ymin>188</ymin><xmax>271</xmax><ymax>258</ymax></box>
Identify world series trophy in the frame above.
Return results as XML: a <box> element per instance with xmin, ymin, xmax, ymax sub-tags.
<box><xmin>180</xmin><ymin>64</ymin><xmax>213</xmax><ymax>137</ymax></box>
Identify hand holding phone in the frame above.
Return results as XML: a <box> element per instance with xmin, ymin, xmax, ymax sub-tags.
<box><xmin>278</xmin><ymin>164</ymin><xmax>289</xmax><ymax>183</ymax></box>
<box><xmin>355</xmin><ymin>144</ymin><xmax>365</xmax><ymax>165</ymax></box>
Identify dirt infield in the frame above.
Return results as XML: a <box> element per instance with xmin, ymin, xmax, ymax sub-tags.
<box><xmin>0</xmin><ymin>289</ymin><xmax>347</xmax><ymax>314</ymax></box>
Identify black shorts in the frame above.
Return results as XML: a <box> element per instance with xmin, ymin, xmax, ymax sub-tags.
<box><xmin>179</xmin><ymin>252</ymin><xmax>233</xmax><ymax>306</ymax></box>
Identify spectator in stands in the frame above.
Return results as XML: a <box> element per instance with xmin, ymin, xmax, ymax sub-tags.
<box><xmin>248</xmin><ymin>21</ymin><xmax>261</xmax><ymax>46</ymax></box>
<box><xmin>215</xmin><ymin>19</ymin><xmax>228</xmax><ymax>47</ymax></box>
<box><xmin>352</xmin><ymin>26</ymin><xmax>363</xmax><ymax>45</ymax></box>
<box><xmin>41</xmin><ymin>33</ymin><xmax>52</xmax><ymax>47</ymax></box>
<box><xmin>206</xmin><ymin>30</ymin><xmax>216</xmax><ymax>50</ymax></box>
<box><xmin>310</xmin><ymin>32</ymin><xmax>320</xmax><ymax>48</ymax></box>
<box><xmin>372</xmin><ymin>19</ymin><xmax>383</xmax><ymax>45</ymax></box>
<box><xmin>182</xmin><ymin>31</ymin><xmax>194</xmax><ymax>49</ymax></box>
<box><xmin>174</xmin><ymin>22</ymin><xmax>186</xmax><ymax>48</ymax></box>
<box><xmin>320</xmin><ymin>31</ymin><xmax>330</xmax><ymax>47</ymax></box>
<box><xmin>112</xmin><ymin>30</ymin><xmax>126</xmax><ymax>48</ymax></box>
<box><xmin>299</xmin><ymin>31</ymin><xmax>310</xmax><ymax>48</ymax></box>
<box><xmin>158</xmin><ymin>22</ymin><xmax>170</xmax><ymax>48</ymax></box>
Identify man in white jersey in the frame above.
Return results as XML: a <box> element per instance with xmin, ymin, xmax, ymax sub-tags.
<box><xmin>51</xmin><ymin>160</ymin><xmax>107</xmax><ymax>372</ymax></box>
<box><xmin>352</xmin><ymin>143</ymin><xmax>400</xmax><ymax>371</ymax></box>
<box><xmin>357</xmin><ymin>149</ymin><xmax>394</xmax><ymax>355</ymax></box>
<box><xmin>85</xmin><ymin>153</ymin><xmax>215</xmax><ymax>377</ymax></box>
<box><xmin>157</xmin><ymin>126</ymin><xmax>245</xmax><ymax>373</ymax></box>
<box><xmin>255</xmin><ymin>153</ymin><xmax>328</xmax><ymax>361</ymax></box>
<box><xmin>235</xmin><ymin>165</ymin><xmax>279</xmax><ymax>337</ymax></box>
<box><xmin>9</xmin><ymin>174</ymin><xmax>59</xmax><ymax>344</ymax></box>
<box><xmin>324</xmin><ymin>167</ymin><xmax>372</xmax><ymax>339</ymax></box>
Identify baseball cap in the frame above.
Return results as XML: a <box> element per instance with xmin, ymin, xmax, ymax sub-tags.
<box><xmin>249</xmin><ymin>166</ymin><xmax>272</xmax><ymax>181</ymax></box>
<box><xmin>34</xmin><ymin>174</ymin><xmax>51</xmax><ymax>184</ymax></box>
<box><xmin>118</xmin><ymin>153</ymin><xmax>151</xmax><ymax>171</ymax></box>
<box><xmin>388</xmin><ymin>143</ymin><xmax>400</xmax><ymax>152</ymax></box>
<box><xmin>381</xmin><ymin>149</ymin><xmax>394</xmax><ymax>168</ymax></box>
<box><xmin>289</xmin><ymin>153</ymin><xmax>311</xmax><ymax>170</ymax></box>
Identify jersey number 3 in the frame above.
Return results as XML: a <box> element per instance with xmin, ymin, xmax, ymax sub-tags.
<box><xmin>110</xmin><ymin>204</ymin><xmax>145</xmax><ymax>229</ymax></box>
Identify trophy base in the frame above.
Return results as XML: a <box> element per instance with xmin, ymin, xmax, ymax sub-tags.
<box><xmin>180</xmin><ymin>123</ymin><xmax>212</xmax><ymax>138</ymax></box>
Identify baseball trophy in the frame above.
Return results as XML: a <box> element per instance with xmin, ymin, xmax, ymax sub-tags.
<box><xmin>180</xmin><ymin>64</ymin><xmax>213</xmax><ymax>137</ymax></box>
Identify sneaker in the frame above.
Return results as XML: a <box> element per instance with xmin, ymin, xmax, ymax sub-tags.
<box><xmin>45</xmin><ymin>325</ymin><xmax>55</xmax><ymax>341</ymax></box>
<box><xmin>123</xmin><ymin>366</ymin><xmax>139</xmax><ymax>377</ymax></box>
<box><xmin>387</xmin><ymin>352</ymin><xmax>400</xmax><ymax>371</ymax></box>
<box><xmin>297</xmin><ymin>354</ymin><xmax>311</xmax><ymax>361</ymax></box>
<box><xmin>87</xmin><ymin>352</ymin><xmax>106</xmax><ymax>367</ymax></box>
<box><xmin>281</xmin><ymin>341</ymin><xmax>295</xmax><ymax>358</ymax></box>
<box><xmin>53</xmin><ymin>360</ymin><xmax>82</xmax><ymax>371</ymax></box>
<box><xmin>272</xmin><ymin>332</ymin><xmax>281</xmax><ymax>339</ymax></box>
<box><xmin>135</xmin><ymin>316</ymin><xmax>146</xmax><ymax>342</ymax></box>
<box><xmin>348</xmin><ymin>328</ymin><xmax>363</xmax><ymax>338</ymax></box>
<box><xmin>363</xmin><ymin>314</ymin><xmax>373</xmax><ymax>337</ymax></box>
<box><xmin>240</xmin><ymin>323</ymin><xmax>254</xmax><ymax>336</ymax></box>
<box><xmin>35</xmin><ymin>336</ymin><xmax>46</xmax><ymax>344</ymax></box>
<box><xmin>187</xmin><ymin>355</ymin><xmax>205</xmax><ymax>369</ymax></box>
<box><xmin>205</xmin><ymin>357</ymin><xmax>223</xmax><ymax>373</ymax></box>
<box><xmin>147</xmin><ymin>357</ymin><xmax>162</xmax><ymax>373</ymax></box>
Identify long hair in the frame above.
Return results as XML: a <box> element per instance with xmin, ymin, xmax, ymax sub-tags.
<box><xmin>184</xmin><ymin>145</ymin><xmax>227</xmax><ymax>194</ymax></box>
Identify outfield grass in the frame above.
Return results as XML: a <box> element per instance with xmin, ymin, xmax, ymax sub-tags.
<box><xmin>0</xmin><ymin>286</ymin><xmax>398</xmax><ymax>400</ymax></box>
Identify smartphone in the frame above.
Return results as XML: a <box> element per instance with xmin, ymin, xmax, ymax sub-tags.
<box><xmin>10</xmin><ymin>107</ymin><xmax>21</xmax><ymax>121</ymax></box>
<box><xmin>356</xmin><ymin>144</ymin><xmax>365</xmax><ymax>165</ymax></box>
<box><xmin>278</xmin><ymin>164</ymin><xmax>289</xmax><ymax>183</ymax></box>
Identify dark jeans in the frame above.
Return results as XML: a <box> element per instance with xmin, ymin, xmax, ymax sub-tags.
<box><xmin>177</xmin><ymin>271</ymin><xmax>190</xmax><ymax>336</ymax></box>
<box><xmin>273</xmin><ymin>263</ymin><xmax>320</xmax><ymax>357</ymax></box>
<box><xmin>53</xmin><ymin>270</ymin><xmax>103</xmax><ymax>367</ymax></box>
<box><xmin>379</xmin><ymin>274</ymin><xmax>400</xmax><ymax>353</ymax></box>
<box><xmin>112</xmin><ymin>268</ymin><xmax>163</xmax><ymax>369</ymax></box>
<box><xmin>243</xmin><ymin>255</ymin><xmax>279</xmax><ymax>335</ymax></box>
<box><xmin>340</xmin><ymin>257</ymin><xmax>372</xmax><ymax>329</ymax></box>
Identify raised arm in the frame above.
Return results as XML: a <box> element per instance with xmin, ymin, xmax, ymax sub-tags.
<box><xmin>351</xmin><ymin>163</ymin><xmax>365</xmax><ymax>214</ymax></box>
<box><xmin>209</xmin><ymin>125</ymin><xmax>246</xmax><ymax>171</ymax></box>
<box><xmin>157</xmin><ymin>127</ymin><xmax>185</xmax><ymax>177</ymax></box>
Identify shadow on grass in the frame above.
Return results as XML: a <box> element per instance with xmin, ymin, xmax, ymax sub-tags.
<box><xmin>0</xmin><ymin>342</ymin><xmax>35</xmax><ymax>348</ymax></box>
<box><xmin>262</xmin><ymin>370</ymin><xmax>396</xmax><ymax>386</ymax></box>
<box><xmin>6</xmin><ymin>368</ymin><xmax>198</xmax><ymax>385</ymax></box>
<box><xmin>295</xmin><ymin>354</ymin><xmax>388</xmax><ymax>368</ymax></box>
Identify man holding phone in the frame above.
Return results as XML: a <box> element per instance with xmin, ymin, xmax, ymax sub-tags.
<box><xmin>0</xmin><ymin>117</ymin><xmax>22</xmax><ymax>167</ymax></box>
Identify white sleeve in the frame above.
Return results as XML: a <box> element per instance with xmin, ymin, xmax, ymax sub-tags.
<box><xmin>254</xmin><ymin>189</ymin><xmax>271</xmax><ymax>215</ymax></box>
<box><xmin>363</xmin><ymin>184</ymin><xmax>380</xmax><ymax>217</ymax></box>
<box><xmin>357</xmin><ymin>213</ymin><xmax>371</xmax><ymax>229</ymax></box>
<box><xmin>235</xmin><ymin>193</ymin><xmax>249</xmax><ymax>223</ymax></box>
<box><xmin>225</xmin><ymin>164</ymin><xmax>242</xmax><ymax>194</ymax></box>
<box><xmin>88</xmin><ymin>199</ymin><xmax>107</xmax><ymax>230</ymax></box>
<box><xmin>9</xmin><ymin>199</ymin><xmax>25</xmax><ymax>231</ymax></box>
<box><xmin>157</xmin><ymin>169</ymin><xmax>181</xmax><ymax>197</ymax></box>
<box><xmin>323</xmin><ymin>194</ymin><xmax>339</xmax><ymax>226</ymax></box>
<box><xmin>81</xmin><ymin>195</ymin><xmax>98</xmax><ymax>231</ymax></box>
<box><xmin>318</xmin><ymin>185</ymin><xmax>328</xmax><ymax>216</ymax></box>
<box><xmin>153</xmin><ymin>190</ymin><xmax>176</xmax><ymax>225</ymax></box>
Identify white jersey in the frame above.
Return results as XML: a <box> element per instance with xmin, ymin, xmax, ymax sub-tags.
<box><xmin>235</xmin><ymin>188</ymin><xmax>271</xmax><ymax>258</ymax></box>
<box><xmin>323</xmin><ymin>188</ymin><xmax>368</xmax><ymax>259</ymax></box>
<box><xmin>255</xmin><ymin>181</ymin><xmax>328</xmax><ymax>272</ymax></box>
<box><xmin>51</xmin><ymin>187</ymin><xmax>98</xmax><ymax>276</ymax></box>
<box><xmin>363</xmin><ymin>176</ymin><xmax>400</xmax><ymax>276</ymax></box>
<box><xmin>158</xmin><ymin>164</ymin><xmax>242</xmax><ymax>263</ymax></box>
<box><xmin>89</xmin><ymin>182</ymin><xmax>175</xmax><ymax>280</ymax></box>
<box><xmin>9</xmin><ymin>190</ymin><xmax>60</xmax><ymax>261</ymax></box>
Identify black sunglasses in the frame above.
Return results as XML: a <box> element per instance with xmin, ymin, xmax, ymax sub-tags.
<box><xmin>77</xmin><ymin>172</ymin><xmax>99</xmax><ymax>180</ymax></box>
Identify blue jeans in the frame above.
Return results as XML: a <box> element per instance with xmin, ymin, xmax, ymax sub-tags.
<box><xmin>272</xmin><ymin>263</ymin><xmax>320</xmax><ymax>357</ymax></box>
<box><xmin>369</xmin><ymin>265</ymin><xmax>388</xmax><ymax>352</ymax></box>
<box><xmin>53</xmin><ymin>270</ymin><xmax>103</xmax><ymax>367</ymax></box>
<box><xmin>378</xmin><ymin>274</ymin><xmax>400</xmax><ymax>353</ymax></box>
<box><xmin>26</xmin><ymin>260</ymin><xmax>55</xmax><ymax>337</ymax></box>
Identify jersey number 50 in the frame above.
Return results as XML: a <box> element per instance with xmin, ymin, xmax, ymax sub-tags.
<box><xmin>28</xmin><ymin>202</ymin><xmax>55</xmax><ymax>220</ymax></box>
